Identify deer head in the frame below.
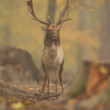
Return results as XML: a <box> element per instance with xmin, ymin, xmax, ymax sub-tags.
<box><xmin>27</xmin><ymin>0</ymin><xmax>72</xmax><ymax>37</ymax></box>
<box><xmin>43</xmin><ymin>24</ymin><xmax>61</xmax><ymax>40</ymax></box>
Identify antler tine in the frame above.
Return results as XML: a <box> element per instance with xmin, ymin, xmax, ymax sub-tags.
<box><xmin>27</xmin><ymin>0</ymin><xmax>49</xmax><ymax>25</ymax></box>
<box><xmin>57</xmin><ymin>18</ymin><xmax>72</xmax><ymax>25</ymax></box>
<box><xmin>47</xmin><ymin>16</ymin><xmax>51</xmax><ymax>25</ymax></box>
<box><xmin>57</xmin><ymin>17</ymin><xmax>63</xmax><ymax>25</ymax></box>
<box><xmin>57</xmin><ymin>0</ymin><xmax>72</xmax><ymax>25</ymax></box>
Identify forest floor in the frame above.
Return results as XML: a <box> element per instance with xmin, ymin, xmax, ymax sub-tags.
<box><xmin>0</xmin><ymin>82</ymin><xmax>110</xmax><ymax>110</ymax></box>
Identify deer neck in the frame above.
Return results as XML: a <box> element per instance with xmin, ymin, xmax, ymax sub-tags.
<box><xmin>44</xmin><ymin>34</ymin><xmax>60</xmax><ymax>47</ymax></box>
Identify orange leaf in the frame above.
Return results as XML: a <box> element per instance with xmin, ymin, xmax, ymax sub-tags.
<box><xmin>99</xmin><ymin>66</ymin><xmax>108</xmax><ymax>74</ymax></box>
<box><xmin>28</xmin><ymin>88</ymin><xmax>33</xmax><ymax>91</ymax></box>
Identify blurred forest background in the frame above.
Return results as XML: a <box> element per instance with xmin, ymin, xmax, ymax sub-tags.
<box><xmin>0</xmin><ymin>0</ymin><xmax>104</xmax><ymax>75</ymax></box>
<box><xmin>0</xmin><ymin>0</ymin><xmax>110</xmax><ymax>110</ymax></box>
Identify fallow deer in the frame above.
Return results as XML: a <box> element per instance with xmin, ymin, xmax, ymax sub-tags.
<box><xmin>27</xmin><ymin>0</ymin><xmax>71</xmax><ymax>95</ymax></box>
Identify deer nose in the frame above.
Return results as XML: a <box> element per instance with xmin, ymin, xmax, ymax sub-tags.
<box><xmin>54</xmin><ymin>35</ymin><xmax>57</xmax><ymax>38</ymax></box>
<box><xmin>53</xmin><ymin>35</ymin><xmax>58</xmax><ymax>39</ymax></box>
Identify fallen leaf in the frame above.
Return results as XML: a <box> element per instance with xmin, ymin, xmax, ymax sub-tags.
<box><xmin>24</xmin><ymin>100</ymin><xmax>31</xmax><ymax>104</ymax></box>
<box><xmin>67</xmin><ymin>99</ymin><xmax>75</xmax><ymax>104</ymax></box>
<box><xmin>28</xmin><ymin>88</ymin><xmax>33</xmax><ymax>91</ymax></box>
<box><xmin>11</xmin><ymin>102</ymin><xmax>25</xmax><ymax>110</ymax></box>
<box><xmin>11</xmin><ymin>97</ymin><xmax>16</xmax><ymax>102</ymax></box>
<box><xmin>0</xmin><ymin>97</ymin><xmax>3</xmax><ymax>101</ymax></box>
<box><xmin>99</xmin><ymin>66</ymin><xmax>108</xmax><ymax>74</ymax></box>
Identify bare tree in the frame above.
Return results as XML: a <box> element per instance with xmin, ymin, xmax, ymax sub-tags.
<box><xmin>99</xmin><ymin>0</ymin><xmax>110</xmax><ymax>62</ymax></box>
<box><xmin>76</xmin><ymin>0</ymin><xmax>89</xmax><ymax>73</ymax></box>
<box><xmin>47</xmin><ymin>0</ymin><xmax>57</xmax><ymax>24</ymax></box>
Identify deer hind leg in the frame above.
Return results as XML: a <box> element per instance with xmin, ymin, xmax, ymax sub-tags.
<box><xmin>59</xmin><ymin>60</ymin><xmax>64</xmax><ymax>94</ymax></box>
<box><xmin>47</xmin><ymin>73</ymin><xmax>50</xmax><ymax>96</ymax></box>
<box><xmin>55</xmin><ymin>66</ymin><xmax>60</xmax><ymax>95</ymax></box>
<box><xmin>55</xmin><ymin>73</ymin><xmax>59</xmax><ymax>95</ymax></box>
<box><xmin>59</xmin><ymin>74</ymin><xmax>64</xmax><ymax>94</ymax></box>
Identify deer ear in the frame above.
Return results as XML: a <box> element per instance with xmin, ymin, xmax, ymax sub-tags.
<box><xmin>41</xmin><ymin>26</ymin><xmax>47</xmax><ymax>31</ymax></box>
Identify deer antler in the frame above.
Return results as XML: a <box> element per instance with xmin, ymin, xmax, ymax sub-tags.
<box><xmin>57</xmin><ymin>18</ymin><xmax>72</xmax><ymax>25</ymax></box>
<box><xmin>57</xmin><ymin>0</ymin><xmax>72</xmax><ymax>25</ymax></box>
<box><xmin>27</xmin><ymin>0</ymin><xmax>49</xmax><ymax>25</ymax></box>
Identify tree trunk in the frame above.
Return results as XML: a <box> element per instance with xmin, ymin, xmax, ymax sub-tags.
<box><xmin>99</xmin><ymin>0</ymin><xmax>110</xmax><ymax>61</ymax></box>
<box><xmin>76</xmin><ymin>0</ymin><xmax>89</xmax><ymax>73</ymax></box>
<box><xmin>86</xmin><ymin>62</ymin><xmax>110</xmax><ymax>95</ymax></box>
<box><xmin>69</xmin><ymin>60</ymin><xmax>91</xmax><ymax>97</ymax></box>
<box><xmin>47</xmin><ymin>0</ymin><xmax>56</xmax><ymax>24</ymax></box>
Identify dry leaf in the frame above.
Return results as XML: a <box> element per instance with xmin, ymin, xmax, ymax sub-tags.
<box><xmin>99</xmin><ymin>66</ymin><xmax>108</xmax><ymax>74</ymax></box>
<box><xmin>67</xmin><ymin>99</ymin><xmax>75</xmax><ymax>104</ymax></box>
<box><xmin>11</xmin><ymin>102</ymin><xmax>25</xmax><ymax>110</ymax></box>
<box><xmin>28</xmin><ymin>87</ymin><xmax>33</xmax><ymax>91</ymax></box>
<box><xmin>11</xmin><ymin>97</ymin><xmax>16</xmax><ymax>102</ymax></box>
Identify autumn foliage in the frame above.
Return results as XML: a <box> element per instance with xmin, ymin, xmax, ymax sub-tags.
<box><xmin>87</xmin><ymin>62</ymin><xmax>110</xmax><ymax>95</ymax></box>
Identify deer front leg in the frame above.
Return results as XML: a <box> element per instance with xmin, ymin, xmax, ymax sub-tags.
<box><xmin>47</xmin><ymin>72</ymin><xmax>50</xmax><ymax>96</ymax></box>
<box><xmin>55</xmin><ymin>66</ymin><xmax>60</xmax><ymax>95</ymax></box>
<box><xmin>41</xmin><ymin>73</ymin><xmax>47</xmax><ymax>94</ymax></box>
<box><xmin>59</xmin><ymin>74</ymin><xmax>64</xmax><ymax>94</ymax></box>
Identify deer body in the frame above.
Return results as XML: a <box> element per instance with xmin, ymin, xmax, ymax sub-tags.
<box><xmin>42</xmin><ymin>31</ymin><xmax>63</xmax><ymax>68</ymax></box>
<box><xmin>27</xmin><ymin>0</ymin><xmax>71</xmax><ymax>95</ymax></box>
<box><xmin>42</xmin><ymin>44</ymin><xmax>64</xmax><ymax>69</ymax></box>
<box><xmin>41</xmin><ymin>24</ymin><xmax>64</xmax><ymax>95</ymax></box>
